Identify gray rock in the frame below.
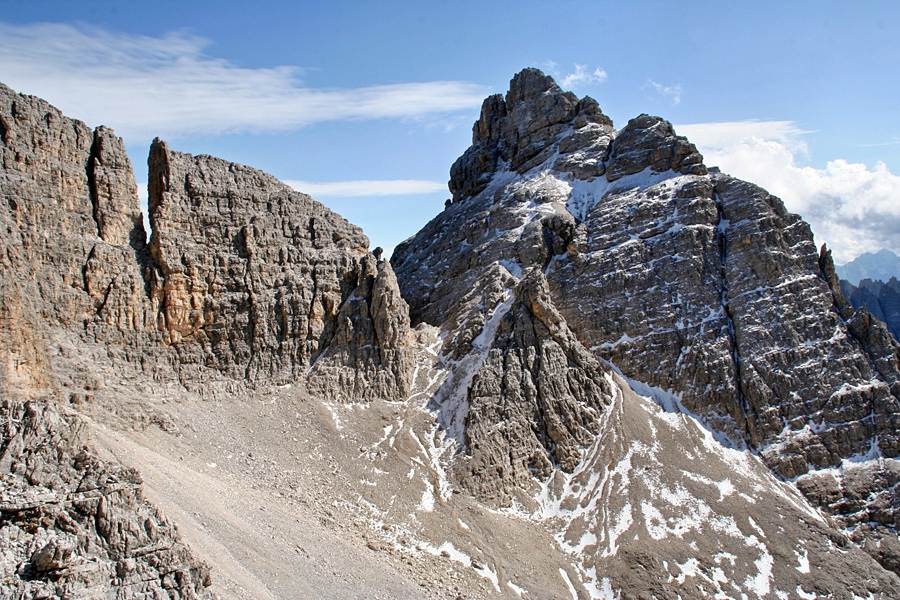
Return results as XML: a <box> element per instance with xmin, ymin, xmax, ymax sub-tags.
<box><xmin>448</xmin><ymin>68</ymin><xmax>614</xmax><ymax>203</ymax></box>
<box><xmin>0</xmin><ymin>81</ymin><xmax>413</xmax><ymax>404</ymax></box>
<box><xmin>460</xmin><ymin>269</ymin><xmax>614</xmax><ymax>504</ymax></box>
<box><xmin>0</xmin><ymin>79</ymin><xmax>416</xmax><ymax>597</ymax></box>
<box><xmin>0</xmin><ymin>398</ymin><xmax>212</xmax><ymax>598</ymax></box>
<box><xmin>393</xmin><ymin>68</ymin><xmax>900</xmax><ymax>577</ymax></box>
<box><xmin>605</xmin><ymin>113</ymin><xmax>707</xmax><ymax>181</ymax></box>
<box><xmin>147</xmin><ymin>139</ymin><xmax>413</xmax><ymax>398</ymax></box>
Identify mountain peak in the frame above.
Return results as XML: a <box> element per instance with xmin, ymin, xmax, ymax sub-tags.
<box><xmin>506</xmin><ymin>67</ymin><xmax>564</xmax><ymax>103</ymax></box>
<box><xmin>837</xmin><ymin>248</ymin><xmax>900</xmax><ymax>285</ymax></box>
<box><xmin>448</xmin><ymin>67</ymin><xmax>705</xmax><ymax>203</ymax></box>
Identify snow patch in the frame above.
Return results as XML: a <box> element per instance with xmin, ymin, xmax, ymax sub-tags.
<box><xmin>795</xmin><ymin>547</ymin><xmax>810</xmax><ymax>574</ymax></box>
<box><xmin>560</xmin><ymin>568</ymin><xmax>579</xmax><ymax>600</ymax></box>
<box><xmin>507</xmin><ymin>580</ymin><xmax>526</xmax><ymax>596</ymax></box>
<box><xmin>429</xmin><ymin>289</ymin><xmax>514</xmax><ymax>446</ymax></box>
<box><xmin>797</xmin><ymin>586</ymin><xmax>817</xmax><ymax>599</ymax></box>
<box><xmin>417</xmin><ymin>486</ymin><xmax>434</xmax><ymax>512</ymax></box>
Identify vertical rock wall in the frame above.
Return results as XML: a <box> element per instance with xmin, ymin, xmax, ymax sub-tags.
<box><xmin>0</xmin><ymin>82</ymin><xmax>413</xmax><ymax>402</ymax></box>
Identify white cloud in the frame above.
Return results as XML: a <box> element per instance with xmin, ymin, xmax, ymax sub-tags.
<box><xmin>0</xmin><ymin>22</ymin><xmax>485</xmax><ymax>142</ymax></box>
<box><xmin>678</xmin><ymin>121</ymin><xmax>810</xmax><ymax>154</ymax></box>
<box><xmin>560</xmin><ymin>64</ymin><xmax>608</xmax><ymax>88</ymax></box>
<box><xmin>286</xmin><ymin>179</ymin><xmax>446</xmax><ymax>197</ymax></box>
<box><xmin>646</xmin><ymin>79</ymin><xmax>682</xmax><ymax>105</ymax></box>
<box><xmin>677</xmin><ymin>120</ymin><xmax>900</xmax><ymax>263</ymax></box>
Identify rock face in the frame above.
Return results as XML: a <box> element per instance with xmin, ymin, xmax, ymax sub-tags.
<box><xmin>393</xmin><ymin>68</ymin><xmax>900</xmax><ymax>576</ymax></box>
<box><xmin>0</xmin><ymin>82</ymin><xmax>413</xmax><ymax>405</ymax></box>
<box><xmin>0</xmin><ymin>398</ymin><xmax>211</xmax><ymax>599</ymax></box>
<box><xmin>460</xmin><ymin>269</ymin><xmax>614</xmax><ymax>504</ymax></box>
<box><xmin>7</xmin><ymin>72</ymin><xmax>900</xmax><ymax>599</ymax></box>
<box><xmin>0</xmin><ymin>81</ymin><xmax>414</xmax><ymax>597</ymax></box>
<box><xmin>842</xmin><ymin>277</ymin><xmax>900</xmax><ymax>341</ymax></box>
<box><xmin>146</xmin><ymin>139</ymin><xmax>413</xmax><ymax>398</ymax></box>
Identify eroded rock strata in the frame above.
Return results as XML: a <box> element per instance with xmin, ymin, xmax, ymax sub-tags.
<box><xmin>1</xmin><ymin>81</ymin><xmax>413</xmax><ymax>596</ymax></box>
<box><xmin>0</xmin><ymin>82</ymin><xmax>412</xmax><ymax>405</ymax></box>
<box><xmin>393</xmin><ymin>68</ymin><xmax>900</xmax><ymax>574</ymax></box>
<box><xmin>5</xmin><ymin>70</ymin><xmax>900</xmax><ymax>598</ymax></box>
<box><xmin>0</xmin><ymin>398</ymin><xmax>211</xmax><ymax>599</ymax></box>
<box><xmin>146</xmin><ymin>139</ymin><xmax>413</xmax><ymax>399</ymax></box>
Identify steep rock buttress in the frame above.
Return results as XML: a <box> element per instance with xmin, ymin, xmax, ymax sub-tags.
<box><xmin>392</xmin><ymin>68</ymin><xmax>900</xmax><ymax>576</ymax></box>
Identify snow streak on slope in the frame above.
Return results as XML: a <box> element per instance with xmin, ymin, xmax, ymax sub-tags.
<box><xmin>523</xmin><ymin>372</ymin><xmax>849</xmax><ymax>599</ymax></box>
<box><xmin>429</xmin><ymin>288</ymin><xmax>514</xmax><ymax>448</ymax></box>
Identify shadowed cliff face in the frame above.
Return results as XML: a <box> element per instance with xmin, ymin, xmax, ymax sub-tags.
<box><xmin>393</xmin><ymin>68</ymin><xmax>900</xmax><ymax>574</ymax></box>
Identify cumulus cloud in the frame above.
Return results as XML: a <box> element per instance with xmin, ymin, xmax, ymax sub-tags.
<box><xmin>646</xmin><ymin>80</ymin><xmax>683</xmax><ymax>105</ymax></box>
<box><xmin>0</xmin><ymin>22</ymin><xmax>485</xmax><ymax>142</ymax></box>
<box><xmin>285</xmin><ymin>179</ymin><xmax>446</xmax><ymax>197</ymax></box>
<box><xmin>678</xmin><ymin>120</ymin><xmax>900</xmax><ymax>263</ymax></box>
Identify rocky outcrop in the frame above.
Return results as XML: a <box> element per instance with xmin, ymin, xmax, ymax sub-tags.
<box><xmin>393</xmin><ymin>68</ymin><xmax>900</xmax><ymax>574</ymax></box>
<box><xmin>0</xmin><ymin>83</ymin><xmax>151</xmax><ymax>335</ymax></box>
<box><xmin>448</xmin><ymin>67</ymin><xmax>615</xmax><ymax>203</ymax></box>
<box><xmin>460</xmin><ymin>270</ymin><xmax>614</xmax><ymax>504</ymax></box>
<box><xmin>0</xmin><ymin>398</ymin><xmax>211</xmax><ymax>598</ymax></box>
<box><xmin>7</xmin><ymin>70</ymin><xmax>900</xmax><ymax>598</ymax></box>
<box><xmin>0</xmin><ymin>82</ymin><xmax>413</xmax><ymax>403</ymax></box>
<box><xmin>446</xmin><ymin>68</ymin><xmax>704</xmax><ymax>206</ymax></box>
<box><xmin>605</xmin><ymin>113</ymin><xmax>706</xmax><ymax>181</ymax></box>
<box><xmin>0</xmin><ymin>80</ymin><xmax>415</xmax><ymax>597</ymax></box>
<box><xmin>146</xmin><ymin>139</ymin><xmax>413</xmax><ymax>398</ymax></box>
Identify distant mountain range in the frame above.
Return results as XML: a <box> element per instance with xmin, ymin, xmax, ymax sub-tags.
<box><xmin>841</xmin><ymin>277</ymin><xmax>900</xmax><ymax>341</ymax></box>
<box><xmin>837</xmin><ymin>249</ymin><xmax>900</xmax><ymax>285</ymax></box>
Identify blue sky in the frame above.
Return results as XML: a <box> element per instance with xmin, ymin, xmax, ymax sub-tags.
<box><xmin>2</xmin><ymin>1</ymin><xmax>899</xmax><ymax>262</ymax></box>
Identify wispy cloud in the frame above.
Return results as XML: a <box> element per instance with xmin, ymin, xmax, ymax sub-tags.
<box><xmin>544</xmin><ymin>62</ymin><xmax>608</xmax><ymax>90</ymax></box>
<box><xmin>285</xmin><ymin>179</ymin><xmax>446</xmax><ymax>197</ymax></box>
<box><xmin>678</xmin><ymin>120</ymin><xmax>900</xmax><ymax>263</ymax></box>
<box><xmin>0</xmin><ymin>22</ymin><xmax>486</xmax><ymax>142</ymax></box>
<box><xmin>646</xmin><ymin>79</ymin><xmax>682</xmax><ymax>105</ymax></box>
<box><xmin>560</xmin><ymin>64</ymin><xmax>608</xmax><ymax>88</ymax></box>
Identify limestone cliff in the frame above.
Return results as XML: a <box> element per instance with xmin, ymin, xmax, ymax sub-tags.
<box><xmin>146</xmin><ymin>139</ymin><xmax>413</xmax><ymax>399</ymax></box>
<box><xmin>0</xmin><ymin>81</ymin><xmax>414</xmax><ymax>596</ymax></box>
<box><xmin>393</xmin><ymin>68</ymin><xmax>900</xmax><ymax>574</ymax></box>
<box><xmin>6</xmin><ymin>71</ymin><xmax>900</xmax><ymax>599</ymax></box>
<box><xmin>0</xmin><ymin>82</ymin><xmax>413</xmax><ymax>405</ymax></box>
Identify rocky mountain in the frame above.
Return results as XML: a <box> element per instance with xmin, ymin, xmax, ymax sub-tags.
<box><xmin>0</xmin><ymin>80</ymin><xmax>412</xmax><ymax>597</ymax></box>
<box><xmin>3</xmin><ymin>71</ymin><xmax>900</xmax><ymax>599</ymax></box>
<box><xmin>841</xmin><ymin>277</ymin><xmax>900</xmax><ymax>342</ymax></box>
<box><xmin>394</xmin><ymin>68</ymin><xmax>900</xmax><ymax>590</ymax></box>
<box><xmin>837</xmin><ymin>249</ymin><xmax>900</xmax><ymax>286</ymax></box>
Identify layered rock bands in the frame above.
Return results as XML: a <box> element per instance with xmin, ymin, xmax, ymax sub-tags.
<box><xmin>393</xmin><ymin>68</ymin><xmax>900</xmax><ymax>572</ymax></box>
<box><xmin>0</xmin><ymin>82</ymin><xmax>413</xmax><ymax>404</ymax></box>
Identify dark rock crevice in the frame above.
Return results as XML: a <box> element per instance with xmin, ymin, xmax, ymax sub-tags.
<box><xmin>712</xmin><ymin>189</ymin><xmax>753</xmax><ymax>446</ymax></box>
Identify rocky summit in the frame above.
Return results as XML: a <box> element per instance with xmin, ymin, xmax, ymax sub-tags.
<box><xmin>3</xmin><ymin>70</ymin><xmax>900</xmax><ymax>599</ymax></box>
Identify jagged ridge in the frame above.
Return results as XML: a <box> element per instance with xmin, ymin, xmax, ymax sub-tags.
<box><xmin>393</xmin><ymin>68</ymin><xmax>900</xmax><ymax>582</ymax></box>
